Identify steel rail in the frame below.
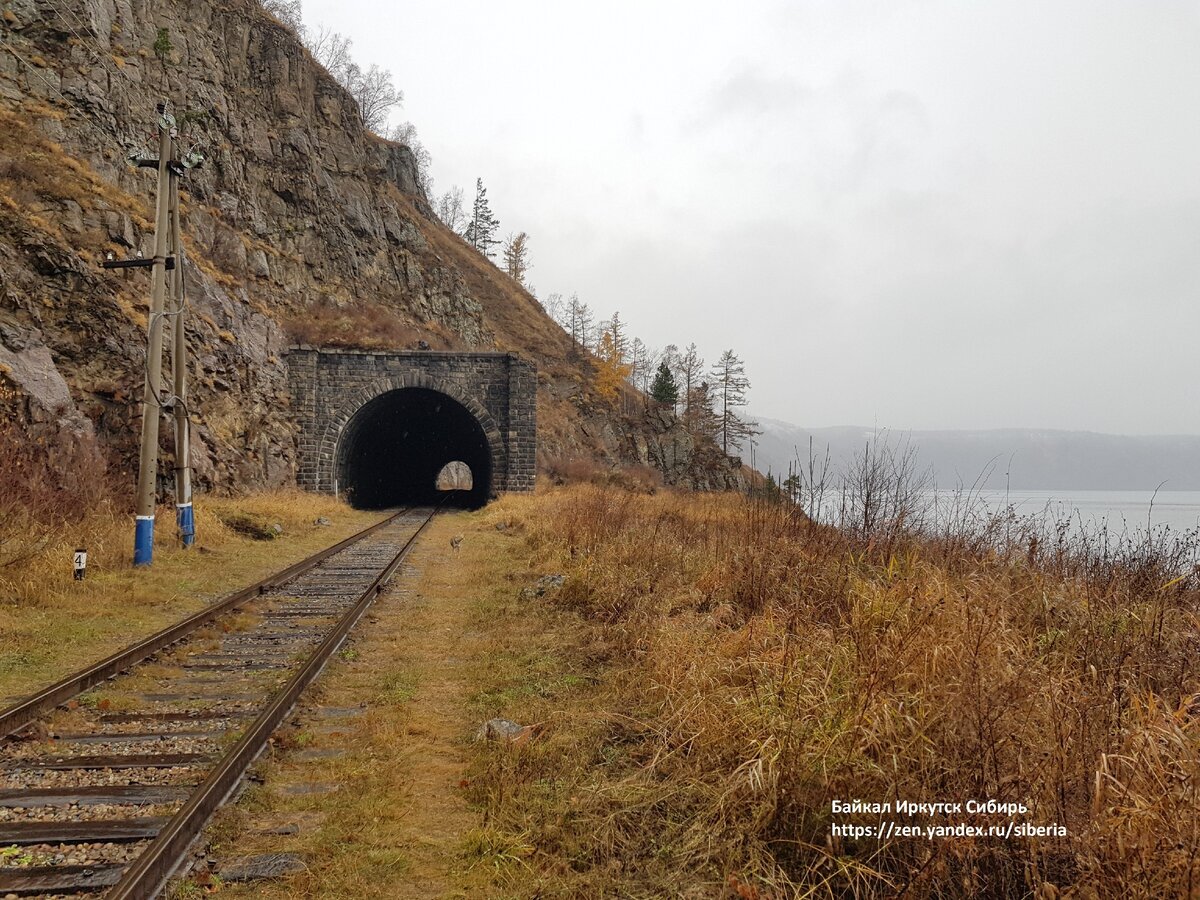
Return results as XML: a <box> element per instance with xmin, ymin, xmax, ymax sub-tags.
<box><xmin>106</xmin><ymin>504</ymin><xmax>441</xmax><ymax>899</ymax></box>
<box><xmin>0</xmin><ymin>508</ymin><xmax>413</xmax><ymax>740</ymax></box>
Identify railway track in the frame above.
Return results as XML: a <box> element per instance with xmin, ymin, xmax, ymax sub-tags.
<box><xmin>0</xmin><ymin>505</ymin><xmax>440</xmax><ymax>898</ymax></box>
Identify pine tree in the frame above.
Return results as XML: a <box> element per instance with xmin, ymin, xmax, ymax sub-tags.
<box><xmin>593</xmin><ymin>331</ymin><xmax>632</xmax><ymax>405</ymax></box>
<box><xmin>650</xmin><ymin>361</ymin><xmax>678</xmax><ymax>406</ymax></box>
<box><xmin>463</xmin><ymin>178</ymin><xmax>500</xmax><ymax>257</ymax></box>
<box><xmin>710</xmin><ymin>349</ymin><xmax>760</xmax><ymax>455</ymax></box>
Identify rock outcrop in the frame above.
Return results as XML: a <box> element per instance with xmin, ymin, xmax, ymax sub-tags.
<box><xmin>0</xmin><ymin>0</ymin><xmax>746</xmax><ymax>494</ymax></box>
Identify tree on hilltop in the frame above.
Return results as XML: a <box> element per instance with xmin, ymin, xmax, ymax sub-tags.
<box><xmin>502</xmin><ymin>232</ymin><xmax>531</xmax><ymax>285</ymax></box>
<box><xmin>629</xmin><ymin>337</ymin><xmax>650</xmax><ymax>393</ymax></box>
<box><xmin>351</xmin><ymin>65</ymin><xmax>403</xmax><ymax>132</ymax></box>
<box><xmin>650</xmin><ymin>361</ymin><xmax>678</xmax><ymax>407</ymax></box>
<box><xmin>436</xmin><ymin>185</ymin><xmax>466</xmax><ymax>233</ymax></box>
<box><xmin>307</xmin><ymin>25</ymin><xmax>354</xmax><ymax>81</ymax></box>
<box><xmin>675</xmin><ymin>343</ymin><xmax>704</xmax><ymax>423</ymax></box>
<box><xmin>261</xmin><ymin>0</ymin><xmax>303</xmax><ymax>31</ymax></box>
<box><xmin>710</xmin><ymin>349</ymin><xmax>760</xmax><ymax>455</ymax></box>
<box><xmin>464</xmin><ymin>178</ymin><xmax>501</xmax><ymax>257</ymax></box>
<box><xmin>540</xmin><ymin>292</ymin><xmax>565</xmax><ymax>323</ymax></box>
<box><xmin>302</xmin><ymin>24</ymin><xmax>403</xmax><ymax>134</ymax></box>
<box><xmin>566</xmin><ymin>294</ymin><xmax>594</xmax><ymax>354</ymax></box>
<box><xmin>593</xmin><ymin>331</ymin><xmax>632</xmax><ymax>406</ymax></box>
<box><xmin>387</xmin><ymin>121</ymin><xmax>432</xmax><ymax>196</ymax></box>
<box><xmin>601</xmin><ymin>312</ymin><xmax>628</xmax><ymax>360</ymax></box>
<box><xmin>686</xmin><ymin>380</ymin><xmax>721</xmax><ymax>442</ymax></box>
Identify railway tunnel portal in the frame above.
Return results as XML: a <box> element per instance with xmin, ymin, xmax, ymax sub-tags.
<box><xmin>288</xmin><ymin>348</ymin><xmax>536</xmax><ymax>508</ymax></box>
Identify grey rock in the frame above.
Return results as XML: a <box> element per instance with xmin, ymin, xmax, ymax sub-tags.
<box><xmin>248</xmin><ymin>248</ymin><xmax>270</xmax><ymax>278</ymax></box>
<box><xmin>474</xmin><ymin>718</ymin><xmax>525</xmax><ymax>742</ymax></box>
<box><xmin>216</xmin><ymin>853</ymin><xmax>307</xmax><ymax>882</ymax></box>
<box><xmin>521</xmin><ymin>574</ymin><xmax>565</xmax><ymax>600</ymax></box>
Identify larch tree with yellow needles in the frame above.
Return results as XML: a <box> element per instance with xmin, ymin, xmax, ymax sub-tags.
<box><xmin>593</xmin><ymin>331</ymin><xmax>632</xmax><ymax>406</ymax></box>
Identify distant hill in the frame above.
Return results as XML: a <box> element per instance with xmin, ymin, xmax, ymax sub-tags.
<box><xmin>751</xmin><ymin>419</ymin><xmax>1200</xmax><ymax>491</ymax></box>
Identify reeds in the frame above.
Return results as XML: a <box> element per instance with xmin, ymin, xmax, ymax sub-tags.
<box><xmin>474</xmin><ymin>468</ymin><xmax>1200</xmax><ymax>897</ymax></box>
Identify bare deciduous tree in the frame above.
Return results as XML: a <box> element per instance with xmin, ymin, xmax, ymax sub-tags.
<box><xmin>436</xmin><ymin>185</ymin><xmax>466</xmax><ymax>233</ymax></box>
<box><xmin>306</xmin><ymin>25</ymin><xmax>354</xmax><ymax>81</ymax></box>
<box><xmin>387</xmin><ymin>121</ymin><xmax>432</xmax><ymax>196</ymax></box>
<box><xmin>349</xmin><ymin>64</ymin><xmax>403</xmax><ymax>133</ymax></box>
<box><xmin>541</xmin><ymin>292</ymin><xmax>565</xmax><ymax>323</ymax></box>
<box><xmin>260</xmin><ymin>0</ymin><xmax>303</xmax><ymax>32</ymax></box>
<box><xmin>674</xmin><ymin>343</ymin><xmax>704</xmax><ymax>423</ymax></box>
<box><xmin>502</xmin><ymin>232</ymin><xmax>531</xmax><ymax>286</ymax></box>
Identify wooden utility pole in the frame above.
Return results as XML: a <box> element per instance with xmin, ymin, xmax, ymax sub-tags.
<box><xmin>168</xmin><ymin>163</ymin><xmax>193</xmax><ymax>548</ymax></box>
<box><xmin>133</xmin><ymin>105</ymin><xmax>174</xmax><ymax>566</ymax></box>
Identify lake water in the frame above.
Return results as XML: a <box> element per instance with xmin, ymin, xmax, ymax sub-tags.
<box><xmin>938</xmin><ymin>489</ymin><xmax>1200</xmax><ymax>537</ymax></box>
<box><xmin>802</xmin><ymin>488</ymin><xmax>1200</xmax><ymax>541</ymax></box>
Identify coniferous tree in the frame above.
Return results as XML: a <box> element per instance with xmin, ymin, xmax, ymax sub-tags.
<box><xmin>502</xmin><ymin>232</ymin><xmax>531</xmax><ymax>285</ymax></box>
<box><xmin>575</xmin><ymin>300</ymin><xmax>595</xmax><ymax>353</ymax></box>
<box><xmin>464</xmin><ymin>178</ymin><xmax>501</xmax><ymax>257</ymax></box>
<box><xmin>675</xmin><ymin>343</ymin><xmax>704</xmax><ymax>423</ymax></box>
<box><xmin>593</xmin><ymin>331</ymin><xmax>632</xmax><ymax>405</ymax></box>
<box><xmin>629</xmin><ymin>337</ymin><xmax>649</xmax><ymax>392</ymax></box>
<box><xmin>604</xmin><ymin>312</ymin><xmax>628</xmax><ymax>359</ymax></box>
<box><xmin>710</xmin><ymin>349</ymin><xmax>760</xmax><ymax>455</ymax></box>
<box><xmin>686</xmin><ymin>380</ymin><xmax>721</xmax><ymax>441</ymax></box>
<box><xmin>650</xmin><ymin>361</ymin><xmax>679</xmax><ymax>407</ymax></box>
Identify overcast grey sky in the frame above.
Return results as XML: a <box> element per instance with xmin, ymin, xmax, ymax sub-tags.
<box><xmin>303</xmin><ymin>0</ymin><xmax>1200</xmax><ymax>434</ymax></box>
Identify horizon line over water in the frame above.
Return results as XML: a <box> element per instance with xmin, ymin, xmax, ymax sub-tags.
<box><xmin>797</xmin><ymin>488</ymin><xmax>1200</xmax><ymax>539</ymax></box>
<box><xmin>929</xmin><ymin>489</ymin><xmax>1200</xmax><ymax>537</ymax></box>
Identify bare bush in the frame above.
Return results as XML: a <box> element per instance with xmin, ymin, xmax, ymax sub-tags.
<box><xmin>0</xmin><ymin>418</ymin><xmax>116</xmax><ymax>571</ymax></box>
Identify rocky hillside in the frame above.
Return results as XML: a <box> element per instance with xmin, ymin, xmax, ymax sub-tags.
<box><xmin>0</xmin><ymin>0</ymin><xmax>745</xmax><ymax>494</ymax></box>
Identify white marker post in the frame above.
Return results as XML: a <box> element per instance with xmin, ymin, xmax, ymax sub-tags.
<box><xmin>73</xmin><ymin>548</ymin><xmax>87</xmax><ymax>581</ymax></box>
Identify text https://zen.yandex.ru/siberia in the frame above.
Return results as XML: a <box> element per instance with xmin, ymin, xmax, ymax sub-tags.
<box><xmin>829</xmin><ymin>799</ymin><xmax>1069</xmax><ymax>841</ymax></box>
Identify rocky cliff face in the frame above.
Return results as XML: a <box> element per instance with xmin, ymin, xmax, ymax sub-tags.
<box><xmin>0</xmin><ymin>0</ymin><xmax>746</xmax><ymax>495</ymax></box>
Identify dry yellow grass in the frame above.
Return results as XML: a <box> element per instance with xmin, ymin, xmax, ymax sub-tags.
<box><xmin>0</xmin><ymin>490</ymin><xmax>379</xmax><ymax>702</ymax></box>
<box><xmin>450</xmin><ymin>486</ymin><xmax>1200</xmax><ymax>899</ymax></box>
<box><xmin>204</xmin><ymin>508</ymin><xmax>558</xmax><ymax>898</ymax></box>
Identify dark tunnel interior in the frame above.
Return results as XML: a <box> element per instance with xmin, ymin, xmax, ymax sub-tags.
<box><xmin>336</xmin><ymin>388</ymin><xmax>492</xmax><ymax>509</ymax></box>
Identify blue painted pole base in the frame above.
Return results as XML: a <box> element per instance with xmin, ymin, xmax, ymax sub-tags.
<box><xmin>177</xmin><ymin>502</ymin><xmax>195</xmax><ymax>548</ymax></box>
<box><xmin>134</xmin><ymin>515</ymin><xmax>155</xmax><ymax>567</ymax></box>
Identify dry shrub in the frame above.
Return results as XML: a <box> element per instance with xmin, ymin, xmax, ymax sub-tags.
<box><xmin>0</xmin><ymin>417</ymin><xmax>118</xmax><ymax>571</ymax></box>
<box><xmin>282</xmin><ymin>298</ymin><xmax>458</xmax><ymax>351</ymax></box>
<box><xmin>541</xmin><ymin>454</ymin><xmax>662</xmax><ymax>493</ymax></box>
<box><xmin>473</xmin><ymin>484</ymin><xmax>1200</xmax><ymax>898</ymax></box>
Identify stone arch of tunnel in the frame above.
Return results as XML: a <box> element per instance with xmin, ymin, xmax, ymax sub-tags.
<box><xmin>289</xmin><ymin>348</ymin><xmax>536</xmax><ymax>501</ymax></box>
<box><xmin>334</xmin><ymin>387</ymin><xmax>498</xmax><ymax>509</ymax></box>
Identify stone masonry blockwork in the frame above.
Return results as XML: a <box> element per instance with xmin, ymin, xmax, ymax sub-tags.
<box><xmin>286</xmin><ymin>347</ymin><xmax>536</xmax><ymax>496</ymax></box>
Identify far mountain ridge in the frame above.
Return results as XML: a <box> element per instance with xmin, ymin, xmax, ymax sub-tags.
<box><xmin>751</xmin><ymin>418</ymin><xmax>1200</xmax><ymax>491</ymax></box>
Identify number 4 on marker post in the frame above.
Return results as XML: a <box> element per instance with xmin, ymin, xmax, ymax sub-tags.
<box><xmin>73</xmin><ymin>548</ymin><xmax>87</xmax><ymax>581</ymax></box>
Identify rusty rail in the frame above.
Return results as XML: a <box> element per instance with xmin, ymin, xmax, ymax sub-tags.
<box><xmin>0</xmin><ymin>508</ymin><xmax>411</xmax><ymax>740</ymax></box>
<box><xmin>105</xmin><ymin>504</ymin><xmax>439</xmax><ymax>898</ymax></box>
